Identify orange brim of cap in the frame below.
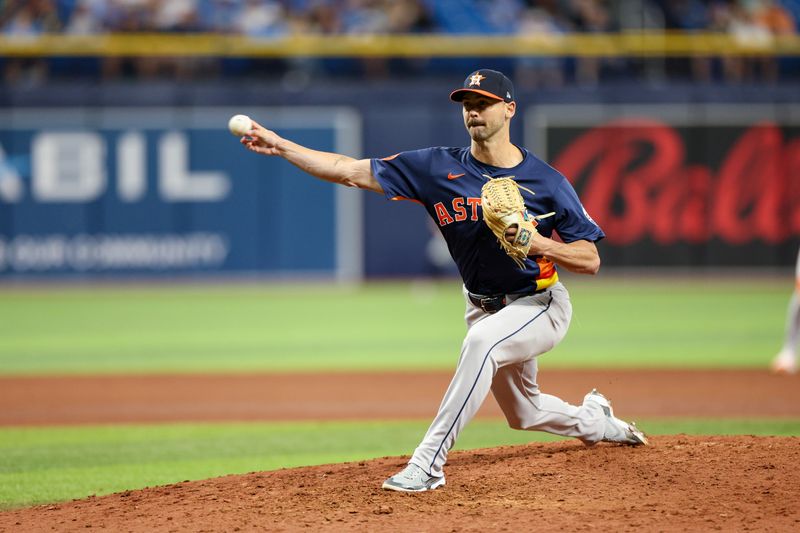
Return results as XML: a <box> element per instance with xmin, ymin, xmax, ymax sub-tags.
<box><xmin>449</xmin><ymin>88</ymin><xmax>505</xmax><ymax>102</ymax></box>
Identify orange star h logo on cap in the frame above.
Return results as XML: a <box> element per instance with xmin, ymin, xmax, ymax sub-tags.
<box><xmin>469</xmin><ymin>73</ymin><xmax>486</xmax><ymax>87</ymax></box>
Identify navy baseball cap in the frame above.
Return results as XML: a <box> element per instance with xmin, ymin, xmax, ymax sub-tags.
<box><xmin>450</xmin><ymin>69</ymin><xmax>514</xmax><ymax>103</ymax></box>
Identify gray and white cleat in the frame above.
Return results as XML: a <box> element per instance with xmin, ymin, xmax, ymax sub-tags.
<box><xmin>382</xmin><ymin>463</ymin><xmax>446</xmax><ymax>493</ymax></box>
<box><xmin>583</xmin><ymin>388</ymin><xmax>649</xmax><ymax>446</ymax></box>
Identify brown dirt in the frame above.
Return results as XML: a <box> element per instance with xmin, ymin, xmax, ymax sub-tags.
<box><xmin>1</xmin><ymin>370</ymin><xmax>799</xmax><ymax>532</ymax></box>
<box><xmin>2</xmin><ymin>369</ymin><xmax>800</xmax><ymax>426</ymax></box>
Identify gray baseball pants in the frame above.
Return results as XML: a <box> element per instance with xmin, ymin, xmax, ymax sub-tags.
<box><xmin>409</xmin><ymin>282</ymin><xmax>606</xmax><ymax>478</ymax></box>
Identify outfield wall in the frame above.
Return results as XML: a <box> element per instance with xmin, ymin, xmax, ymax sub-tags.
<box><xmin>0</xmin><ymin>82</ymin><xmax>798</xmax><ymax>279</ymax></box>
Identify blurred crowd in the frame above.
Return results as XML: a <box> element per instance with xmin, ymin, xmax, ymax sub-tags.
<box><xmin>0</xmin><ymin>0</ymin><xmax>798</xmax><ymax>86</ymax></box>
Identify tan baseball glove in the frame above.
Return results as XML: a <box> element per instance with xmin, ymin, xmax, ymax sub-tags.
<box><xmin>481</xmin><ymin>178</ymin><xmax>552</xmax><ymax>268</ymax></box>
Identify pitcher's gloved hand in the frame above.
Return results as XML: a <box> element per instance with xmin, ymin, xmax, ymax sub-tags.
<box><xmin>480</xmin><ymin>177</ymin><xmax>539</xmax><ymax>268</ymax></box>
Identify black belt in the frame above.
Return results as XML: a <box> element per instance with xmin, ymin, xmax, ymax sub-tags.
<box><xmin>468</xmin><ymin>288</ymin><xmax>546</xmax><ymax>314</ymax></box>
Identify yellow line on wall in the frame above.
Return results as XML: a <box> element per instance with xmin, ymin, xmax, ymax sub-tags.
<box><xmin>1</xmin><ymin>32</ymin><xmax>799</xmax><ymax>58</ymax></box>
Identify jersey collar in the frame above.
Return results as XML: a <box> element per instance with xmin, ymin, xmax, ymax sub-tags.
<box><xmin>467</xmin><ymin>144</ymin><xmax>528</xmax><ymax>175</ymax></box>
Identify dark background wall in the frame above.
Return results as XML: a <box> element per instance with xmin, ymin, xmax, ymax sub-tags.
<box><xmin>1</xmin><ymin>81</ymin><xmax>798</xmax><ymax>279</ymax></box>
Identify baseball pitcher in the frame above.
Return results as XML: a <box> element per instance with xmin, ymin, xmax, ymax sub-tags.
<box><xmin>239</xmin><ymin>69</ymin><xmax>648</xmax><ymax>493</ymax></box>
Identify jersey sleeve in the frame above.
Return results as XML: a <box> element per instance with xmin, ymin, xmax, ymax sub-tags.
<box><xmin>370</xmin><ymin>149</ymin><xmax>431</xmax><ymax>202</ymax></box>
<box><xmin>552</xmin><ymin>178</ymin><xmax>605</xmax><ymax>243</ymax></box>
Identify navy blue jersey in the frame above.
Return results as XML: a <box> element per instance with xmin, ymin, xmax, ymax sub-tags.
<box><xmin>371</xmin><ymin>146</ymin><xmax>604</xmax><ymax>295</ymax></box>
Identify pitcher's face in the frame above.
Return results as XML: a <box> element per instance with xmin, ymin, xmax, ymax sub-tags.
<box><xmin>461</xmin><ymin>93</ymin><xmax>514</xmax><ymax>142</ymax></box>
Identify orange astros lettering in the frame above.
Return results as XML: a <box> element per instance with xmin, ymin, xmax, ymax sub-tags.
<box><xmin>434</xmin><ymin>197</ymin><xmax>481</xmax><ymax>226</ymax></box>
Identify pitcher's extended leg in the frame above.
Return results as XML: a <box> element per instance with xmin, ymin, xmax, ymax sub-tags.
<box><xmin>409</xmin><ymin>292</ymin><xmax>560</xmax><ymax>477</ymax></box>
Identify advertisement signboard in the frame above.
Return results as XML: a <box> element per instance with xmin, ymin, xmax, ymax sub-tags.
<box><xmin>0</xmin><ymin>107</ymin><xmax>362</xmax><ymax>280</ymax></box>
<box><xmin>528</xmin><ymin>104</ymin><xmax>800</xmax><ymax>266</ymax></box>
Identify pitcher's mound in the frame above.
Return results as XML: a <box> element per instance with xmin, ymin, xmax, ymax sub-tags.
<box><xmin>3</xmin><ymin>435</ymin><xmax>799</xmax><ymax>532</ymax></box>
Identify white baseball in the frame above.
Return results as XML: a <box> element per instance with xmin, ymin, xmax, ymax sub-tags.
<box><xmin>228</xmin><ymin>114</ymin><xmax>252</xmax><ymax>137</ymax></box>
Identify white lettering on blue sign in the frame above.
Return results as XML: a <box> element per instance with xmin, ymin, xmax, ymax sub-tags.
<box><xmin>2</xmin><ymin>131</ymin><xmax>231</xmax><ymax>204</ymax></box>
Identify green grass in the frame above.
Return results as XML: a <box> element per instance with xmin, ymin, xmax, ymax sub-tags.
<box><xmin>0</xmin><ymin>276</ymin><xmax>791</xmax><ymax>375</ymax></box>
<box><xmin>554</xmin><ymin>276</ymin><xmax>791</xmax><ymax>368</ymax></box>
<box><xmin>1</xmin><ymin>418</ymin><xmax>798</xmax><ymax>509</ymax></box>
<box><xmin>0</xmin><ymin>277</ymin><xmax>794</xmax><ymax>511</ymax></box>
